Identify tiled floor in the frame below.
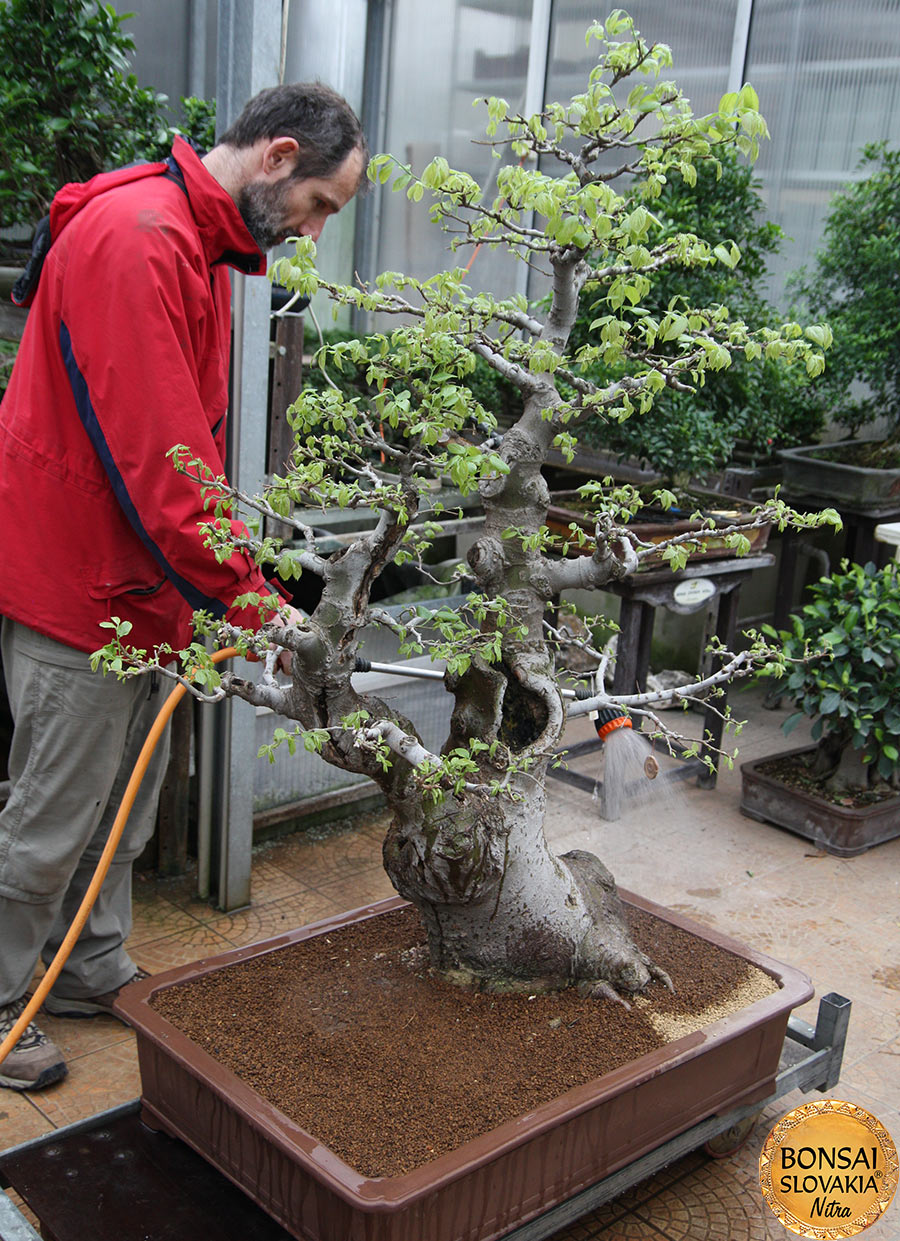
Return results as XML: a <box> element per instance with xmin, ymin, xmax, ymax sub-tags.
<box><xmin>2</xmin><ymin>683</ymin><xmax>899</xmax><ymax>1239</ymax></box>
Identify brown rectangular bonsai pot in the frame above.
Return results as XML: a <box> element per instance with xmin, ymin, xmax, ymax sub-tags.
<box><xmin>115</xmin><ymin>892</ymin><xmax>812</xmax><ymax>1241</ymax></box>
<box><xmin>741</xmin><ymin>746</ymin><xmax>900</xmax><ymax>857</ymax></box>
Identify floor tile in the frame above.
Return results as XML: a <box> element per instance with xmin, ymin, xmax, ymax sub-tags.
<box><xmin>127</xmin><ymin>924</ymin><xmax>238</xmax><ymax>973</ymax></box>
<box><xmin>37</xmin><ymin>1012</ymin><xmax>133</xmax><ymax>1059</ymax></box>
<box><xmin>631</xmin><ymin>1165</ymin><xmax>778</xmax><ymax>1240</ymax></box>
<box><xmin>550</xmin><ymin>1207</ymin><xmax>671</xmax><ymax>1238</ymax></box>
<box><xmin>840</xmin><ymin>1034</ymin><xmax>900</xmax><ymax>1112</ymax></box>
<box><xmin>0</xmin><ymin>1089</ymin><xmax>53</xmax><ymax>1149</ymax></box>
<box><xmin>26</xmin><ymin>1040</ymin><xmax>140</xmax><ymax>1129</ymax></box>
<box><xmin>260</xmin><ymin>827</ymin><xmax>385</xmax><ymax>888</ymax></box>
<box><xmin>313</xmin><ymin>864</ymin><xmax>398</xmax><ymax>909</ymax></box>
<box><xmin>246</xmin><ymin>857</ymin><xmax>314</xmax><ymax>902</ymax></box>
<box><xmin>127</xmin><ymin>892</ymin><xmax>214</xmax><ymax>946</ymax></box>
<box><xmin>203</xmin><ymin>888</ymin><xmax>347</xmax><ymax>946</ymax></box>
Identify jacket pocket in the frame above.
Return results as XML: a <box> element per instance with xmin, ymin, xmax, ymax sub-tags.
<box><xmin>84</xmin><ymin>558</ymin><xmax>167</xmax><ymax>601</ymax></box>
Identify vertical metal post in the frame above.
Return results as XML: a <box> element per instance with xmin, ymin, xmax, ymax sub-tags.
<box><xmin>352</xmin><ymin>0</ymin><xmax>394</xmax><ymax>328</ymax></box>
<box><xmin>517</xmin><ymin>0</ymin><xmax>553</xmax><ymax>305</ymax></box>
<box><xmin>524</xmin><ymin>0</ymin><xmax>553</xmax><ymax>119</ymax></box>
<box><xmin>812</xmin><ymin>993</ymin><xmax>852</xmax><ymax>1091</ymax></box>
<box><xmin>187</xmin><ymin>0</ymin><xmax>209</xmax><ymax>98</ymax></box>
<box><xmin>200</xmin><ymin>0</ymin><xmax>282</xmax><ymax>910</ymax></box>
<box><xmin>728</xmin><ymin>0</ymin><xmax>755</xmax><ymax>94</ymax></box>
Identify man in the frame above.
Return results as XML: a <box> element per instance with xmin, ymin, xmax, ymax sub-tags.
<box><xmin>0</xmin><ymin>83</ymin><xmax>367</xmax><ymax>1090</ymax></box>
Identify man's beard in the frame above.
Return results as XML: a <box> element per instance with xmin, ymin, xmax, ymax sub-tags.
<box><xmin>236</xmin><ymin>179</ymin><xmax>292</xmax><ymax>251</ymax></box>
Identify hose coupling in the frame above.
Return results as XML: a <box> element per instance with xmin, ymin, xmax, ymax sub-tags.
<box><xmin>593</xmin><ymin>706</ymin><xmax>633</xmax><ymax>743</ymax></box>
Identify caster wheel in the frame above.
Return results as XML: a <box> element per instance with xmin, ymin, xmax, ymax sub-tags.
<box><xmin>703</xmin><ymin>1112</ymin><xmax>760</xmax><ymax>1159</ymax></box>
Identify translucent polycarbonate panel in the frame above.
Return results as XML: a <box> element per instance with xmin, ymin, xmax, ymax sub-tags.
<box><xmin>746</xmin><ymin>0</ymin><xmax>900</xmax><ymax>304</ymax></box>
<box><xmin>375</xmin><ymin>0</ymin><xmax>534</xmax><ymax>295</ymax></box>
<box><xmin>546</xmin><ymin>2</ymin><xmax>741</xmax><ymax>120</ymax></box>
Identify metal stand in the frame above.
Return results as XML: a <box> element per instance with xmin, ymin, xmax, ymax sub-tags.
<box><xmin>550</xmin><ymin>554</ymin><xmax>774</xmax><ymax>805</ymax></box>
<box><xmin>773</xmin><ymin>494</ymin><xmax>900</xmax><ymax>631</ymax></box>
<box><xmin>0</xmin><ymin>994</ymin><xmax>850</xmax><ymax>1241</ymax></box>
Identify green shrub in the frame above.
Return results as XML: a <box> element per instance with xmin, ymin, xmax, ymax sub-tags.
<box><xmin>0</xmin><ymin>0</ymin><xmax>215</xmax><ymax>240</ymax></box>
<box><xmin>767</xmin><ymin>560</ymin><xmax>900</xmax><ymax>791</ymax></box>
<box><xmin>573</xmin><ymin>147</ymin><xmax>823</xmax><ymax>477</ymax></box>
<box><xmin>788</xmin><ymin>143</ymin><xmax>900</xmax><ymax>439</ymax></box>
<box><xmin>178</xmin><ymin>95</ymin><xmax>217</xmax><ymax>155</ymax></box>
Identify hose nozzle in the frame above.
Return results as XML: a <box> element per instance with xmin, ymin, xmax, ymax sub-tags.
<box><xmin>594</xmin><ymin>707</ymin><xmax>632</xmax><ymax>743</ymax></box>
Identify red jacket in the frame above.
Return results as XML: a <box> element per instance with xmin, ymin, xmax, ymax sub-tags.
<box><xmin>0</xmin><ymin>137</ymin><xmax>283</xmax><ymax>658</ymax></box>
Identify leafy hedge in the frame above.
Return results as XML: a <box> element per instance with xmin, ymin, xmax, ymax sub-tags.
<box><xmin>572</xmin><ymin>147</ymin><xmax>823</xmax><ymax>478</ymax></box>
<box><xmin>788</xmin><ymin>143</ymin><xmax>900</xmax><ymax>439</ymax></box>
<box><xmin>0</xmin><ymin>0</ymin><xmax>215</xmax><ymax>238</ymax></box>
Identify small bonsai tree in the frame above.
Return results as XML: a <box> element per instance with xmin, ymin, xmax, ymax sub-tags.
<box><xmin>766</xmin><ymin>560</ymin><xmax>900</xmax><ymax>797</ymax></box>
<box><xmin>101</xmin><ymin>14</ymin><xmax>836</xmax><ymax>1000</ymax></box>
<box><xmin>789</xmin><ymin>142</ymin><xmax>900</xmax><ymax>449</ymax></box>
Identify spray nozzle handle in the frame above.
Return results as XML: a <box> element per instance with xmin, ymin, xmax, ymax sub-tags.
<box><xmin>594</xmin><ymin>707</ymin><xmax>632</xmax><ymax>743</ymax></box>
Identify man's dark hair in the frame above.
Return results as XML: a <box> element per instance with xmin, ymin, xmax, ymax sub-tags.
<box><xmin>219</xmin><ymin>82</ymin><xmax>368</xmax><ymax>185</ymax></box>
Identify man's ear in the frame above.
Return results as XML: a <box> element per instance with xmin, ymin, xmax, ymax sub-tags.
<box><xmin>260</xmin><ymin>136</ymin><xmax>300</xmax><ymax>180</ymax></box>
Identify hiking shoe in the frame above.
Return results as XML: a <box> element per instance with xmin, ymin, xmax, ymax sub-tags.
<box><xmin>0</xmin><ymin>999</ymin><xmax>67</xmax><ymax>1091</ymax></box>
<box><xmin>44</xmin><ymin>968</ymin><xmax>150</xmax><ymax>1020</ymax></box>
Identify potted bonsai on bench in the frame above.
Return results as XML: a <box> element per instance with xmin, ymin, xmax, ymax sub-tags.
<box><xmin>99</xmin><ymin>14</ymin><xmax>839</xmax><ymax>1239</ymax></box>
<box><xmin>780</xmin><ymin>143</ymin><xmax>900</xmax><ymax>518</ymax></box>
<box><xmin>742</xmin><ymin>558</ymin><xmax>900</xmax><ymax>856</ymax></box>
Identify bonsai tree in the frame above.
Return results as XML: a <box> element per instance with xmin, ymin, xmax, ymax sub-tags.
<box><xmin>100</xmin><ymin>13</ymin><xmax>836</xmax><ymax>1001</ymax></box>
<box><xmin>766</xmin><ymin>559</ymin><xmax>900</xmax><ymax>797</ymax></box>
<box><xmin>788</xmin><ymin>142</ymin><xmax>900</xmax><ymax>453</ymax></box>
<box><xmin>0</xmin><ymin>0</ymin><xmax>215</xmax><ymax>244</ymax></box>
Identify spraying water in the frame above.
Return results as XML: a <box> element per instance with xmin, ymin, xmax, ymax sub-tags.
<box><xmin>597</xmin><ymin>726</ymin><xmax>662</xmax><ymax>819</ymax></box>
<box><xmin>591</xmin><ymin>710</ymin><xmax>688</xmax><ymax>822</ymax></box>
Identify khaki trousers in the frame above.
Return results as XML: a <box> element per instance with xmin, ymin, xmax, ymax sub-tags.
<box><xmin>0</xmin><ymin>618</ymin><xmax>172</xmax><ymax>1003</ymax></box>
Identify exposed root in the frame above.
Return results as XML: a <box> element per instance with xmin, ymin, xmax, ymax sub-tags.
<box><xmin>648</xmin><ymin>962</ymin><xmax>675</xmax><ymax>992</ymax></box>
<box><xmin>563</xmin><ymin>848</ymin><xmax>676</xmax><ymax>998</ymax></box>
<box><xmin>579</xmin><ymin>979</ymin><xmax>633</xmax><ymax>1008</ymax></box>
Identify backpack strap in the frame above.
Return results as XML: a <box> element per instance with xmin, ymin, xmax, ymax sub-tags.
<box><xmin>11</xmin><ymin>214</ymin><xmax>52</xmax><ymax>308</ymax></box>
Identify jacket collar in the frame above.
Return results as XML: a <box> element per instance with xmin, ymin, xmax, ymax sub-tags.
<box><xmin>170</xmin><ymin>135</ymin><xmax>266</xmax><ymax>276</ymax></box>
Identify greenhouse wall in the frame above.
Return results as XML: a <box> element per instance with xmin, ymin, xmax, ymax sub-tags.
<box><xmin>118</xmin><ymin>0</ymin><xmax>899</xmax><ymax>308</ymax></box>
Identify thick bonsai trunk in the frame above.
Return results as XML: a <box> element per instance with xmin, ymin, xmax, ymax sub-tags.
<box><xmin>814</xmin><ymin>732</ymin><xmax>872</xmax><ymax>794</ymax></box>
<box><xmin>382</xmin><ymin>770</ymin><xmax>670</xmax><ymax>998</ymax></box>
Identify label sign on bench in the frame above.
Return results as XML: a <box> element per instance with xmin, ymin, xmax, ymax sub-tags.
<box><xmin>673</xmin><ymin>578</ymin><xmax>716</xmax><ymax>607</ymax></box>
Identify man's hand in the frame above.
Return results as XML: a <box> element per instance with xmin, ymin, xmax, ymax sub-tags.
<box><xmin>268</xmin><ymin>604</ymin><xmax>307</xmax><ymax>676</ymax></box>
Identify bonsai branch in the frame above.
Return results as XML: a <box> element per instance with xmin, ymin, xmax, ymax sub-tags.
<box><xmin>567</xmin><ymin>647</ymin><xmax>760</xmax><ymax>720</ymax></box>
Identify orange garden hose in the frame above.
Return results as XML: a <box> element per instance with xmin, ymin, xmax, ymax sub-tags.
<box><xmin>0</xmin><ymin>646</ymin><xmax>238</xmax><ymax>1071</ymax></box>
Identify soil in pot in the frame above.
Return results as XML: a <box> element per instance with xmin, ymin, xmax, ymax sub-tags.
<box><xmin>756</xmin><ymin>751</ymin><xmax>898</xmax><ymax>810</ymax></box>
<box><xmin>814</xmin><ymin>439</ymin><xmax>900</xmax><ymax>470</ymax></box>
<box><xmin>150</xmin><ymin>902</ymin><xmax>777</xmax><ymax>1180</ymax></box>
<box><xmin>741</xmin><ymin>746</ymin><xmax>900</xmax><ymax>857</ymax></box>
